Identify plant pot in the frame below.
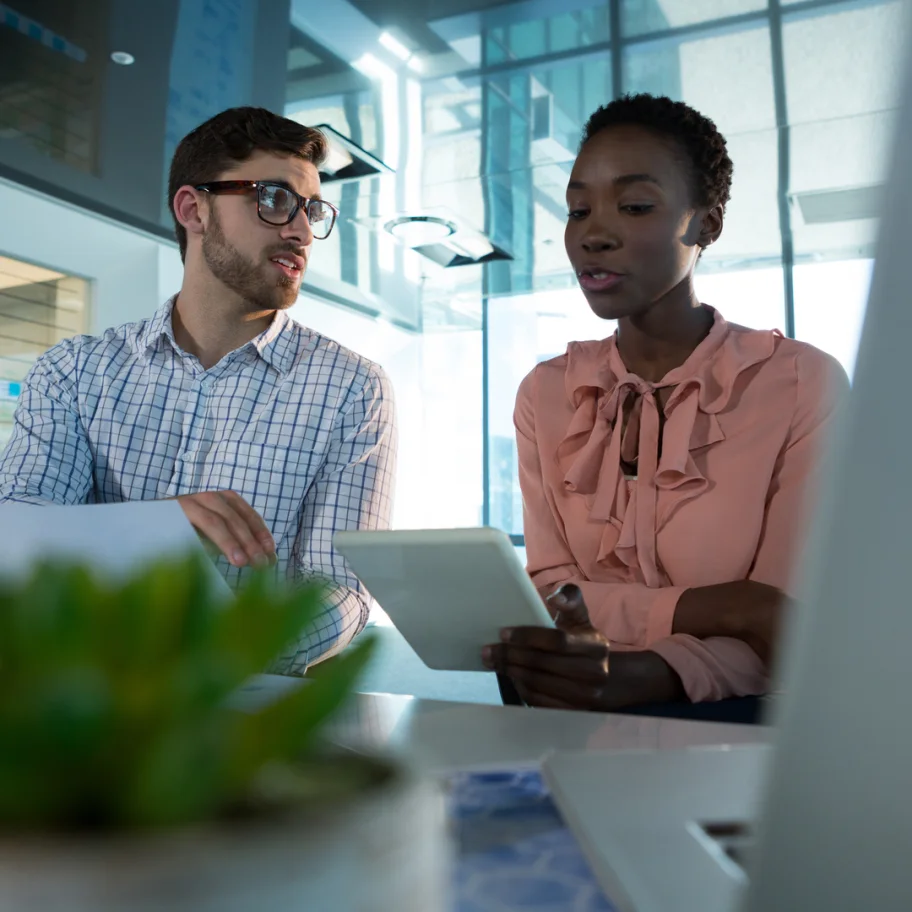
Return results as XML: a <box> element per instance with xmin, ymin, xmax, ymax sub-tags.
<box><xmin>0</xmin><ymin>754</ymin><xmax>450</xmax><ymax>912</ymax></box>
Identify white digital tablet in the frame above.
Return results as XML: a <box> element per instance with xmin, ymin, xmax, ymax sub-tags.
<box><xmin>333</xmin><ymin>527</ymin><xmax>554</xmax><ymax>672</ymax></box>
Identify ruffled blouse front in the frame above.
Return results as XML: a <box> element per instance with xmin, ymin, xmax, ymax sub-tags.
<box><xmin>558</xmin><ymin>309</ymin><xmax>777</xmax><ymax>588</ymax></box>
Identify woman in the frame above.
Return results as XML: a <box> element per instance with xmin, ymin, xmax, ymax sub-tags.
<box><xmin>482</xmin><ymin>94</ymin><xmax>847</xmax><ymax>717</ymax></box>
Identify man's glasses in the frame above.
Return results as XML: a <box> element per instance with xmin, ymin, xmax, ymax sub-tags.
<box><xmin>194</xmin><ymin>181</ymin><xmax>339</xmax><ymax>240</ymax></box>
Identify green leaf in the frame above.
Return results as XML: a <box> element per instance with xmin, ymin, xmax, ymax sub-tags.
<box><xmin>0</xmin><ymin>555</ymin><xmax>369</xmax><ymax>831</ymax></box>
<box><xmin>225</xmin><ymin>634</ymin><xmax>378</xmax><ymax>793</ymax></box>
<box><xmin>122</xmin><ymin>717</ymin><xmax>231</xmax><ymax>827</ymax></box>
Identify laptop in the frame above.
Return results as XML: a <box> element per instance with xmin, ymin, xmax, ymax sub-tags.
<box><xmin>541</xmin><ymin>5</ymin><xmax>912</xmax><ymax>910</ymax></box>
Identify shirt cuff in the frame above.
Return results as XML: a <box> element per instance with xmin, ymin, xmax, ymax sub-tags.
<box><xmin>583</xmin><ymin>583</ymin><xmax>685</xmax><ymax>648</ymax></box>
<box><xmin>0</xmin><ymin>494</ymin><xmax>57</xmax><ymax>505</ymax></box>
<box><xmin>649</xmin><ymin>634</ymin><xmax>769</xmax><ymax>703</ymax></box>
<box><xmin>645</xmin><ymin>585</ymin><xmax>686</xmax><ymax>644</ymax></box>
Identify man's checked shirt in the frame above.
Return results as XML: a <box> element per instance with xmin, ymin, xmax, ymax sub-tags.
<box><xmin>0</xmin><ymin>298</ymin><xmax>397</xmax><ymax>672</ymax></box>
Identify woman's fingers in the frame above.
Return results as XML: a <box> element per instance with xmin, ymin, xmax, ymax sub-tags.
<box><xmin>504</xmin><ymin>663</ymin><xmax>607</xmax><ymax>710</ymax></box>
<box><xmin>546</xmin><ymin>584</ymin><xmax>602</xmax><ymax>637</ymax></box>
<box><xmin>499</xmin><ymin>645</ymin><xmax>610</xmax><ymax>683</ymax></box>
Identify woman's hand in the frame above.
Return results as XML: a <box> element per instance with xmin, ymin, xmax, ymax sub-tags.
<box><xmin>483</xmin><ymin>585</ymin><xmax>685</xmax><ymax>711</ymax></box>
<box><xmin>674</xmin><ymin>580</ymin><xmax>787</xmax><ymax>665</ymax></box>
<box><xmin>545</xmin><ymin>583</ymin><xmax>605</xmax><ymax>641</ymax></box>
<box><xmin>482</xmin><ymin>626</ymin><xmax>612</xmax><ymax>710</ymax></box>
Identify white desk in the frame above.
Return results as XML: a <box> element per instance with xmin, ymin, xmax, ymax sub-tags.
<box><xmin>236</xmin><ymin>676</ymin><xmax>768</xmax><ymax>912</ymax></box>
<box><xmin>237</xmin><ymin>675</ymin><xmax>768</xmax><ymax>772</ymax></box>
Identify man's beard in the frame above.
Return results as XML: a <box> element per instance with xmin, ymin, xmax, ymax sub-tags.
<box><xmin>201</xmin><ymin>211</ymin><xmax>299</xmax><ymax>311</ymax></box>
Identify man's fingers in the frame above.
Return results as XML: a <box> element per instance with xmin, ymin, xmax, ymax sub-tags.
<box><xmin>208</xmin><ymin>492</ymin><xmax>273</xmax><ymax>565</ymax></box>
<box><xmin>220</xmin><ymin>490</ymin><xmax>276</xmax><ymax>552</ymax></box>
<box><xmin>177</xmin><ymin>491</ymin><xmax>272</xmax><ymax>567</ymax></box>
<box><xmin>187</xmin><ymin>499</ymin><xmax>255</xmax><ymax>567</ymax></box>
<box><xmin>178</xmin><ymin>497</ymin><xmax>248</xmax><ymax>566</ymax></box>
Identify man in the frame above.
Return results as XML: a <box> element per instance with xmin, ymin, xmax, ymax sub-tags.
<box><xmin>0</xmin><ymin>107</ymin><xmax>397</xmax><ymax>673</ymax></box>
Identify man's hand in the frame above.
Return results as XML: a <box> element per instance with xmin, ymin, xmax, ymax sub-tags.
<box><xmin>176</xmin><ymin>491</ymin><xmax>276</xmax><ymax>568</ymax></box>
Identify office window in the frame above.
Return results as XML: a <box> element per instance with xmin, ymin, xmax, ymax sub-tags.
<box><xmin>285</xmin><ymin>24</ymin><xmax>426</xmax><ymax>331</ymax></box>
<box><xmin>422</xmin><ymin>75</ymin><xmax>485</xmax><ymax>242</ymax></box>
<box><xmin>623</xmin><ymin>22</ymin><xmax>776</xmax><ymax>134</ymax></box>
<box><xmin>419</xmin><ymin>329</ymin><xmax>485</xmax><ymax>528</ymax></box>
<box><xmin>622</xmin><ymin>23</ymin><xmax>780</xmax><ymax>269</ymax></box>
<box><xmin>485</xmin><ymin>5</ymin><xmax>610</xmax><ymax>65</ymax></box>
<box><xmin>292</xmin><ymin>293</ymin><xmax>484</xmax><ymax>532</ymax></box>
<box><xmin>699</xmin><ymin>128</ymin><xmax>783</xmax><ymax>268</ymax></box>
<box><xmin>487</xmin><ymin>287</ymin><xmax>614</xmax><ymax>536</ymax></box>
<box><xmin>783</xmin><ymin>0</ymin><xmax>904</xmax><ymax>125</ymax></box>
<box><xmin>621</xmin><ymin>0</ymin><xmax>766</xmax><ymax>37</ymax></box>
<box><xmin>0</xmin><ymin>254</ymin><xmax>88</xmax><ymax>448</ymax></box>
<box><xmin>784</xmin><ymin>1</ymin><xmax>904</xmax><ymax>261</ymax></box>
<box><xmin>695</xmin><ymin>267</ymin><xmax>786</xmax><ymax>332</ymax></box>
<box><xmin>285</xmin><ymin>0</ymin><xmax>906</xmax><ymax>542</ymax></box>
<box><xmin>793</xmin><ymin>259</ymin><xmax>872</xmax><ymax>378</ymax></box>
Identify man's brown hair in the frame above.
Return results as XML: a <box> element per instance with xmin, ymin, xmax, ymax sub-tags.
<box><xmin>168</xmin><ymin>106</ymin><xmax>327</xmax><ymax>262</ymax></box>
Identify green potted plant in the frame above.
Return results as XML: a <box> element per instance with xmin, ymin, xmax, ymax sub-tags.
<box><xmin>0</xmin><ymin>555</ymin><xmax>448</xmax><ymax>911</ymax></box>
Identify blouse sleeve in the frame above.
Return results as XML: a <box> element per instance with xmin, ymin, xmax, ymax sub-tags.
<box><xmin>649</xmin><ymin>346</ymin><xmax>849</xmax><ymax>701</ymax></box>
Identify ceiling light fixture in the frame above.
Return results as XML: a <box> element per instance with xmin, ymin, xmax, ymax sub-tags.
<box><xmin>376</xmin><ymin>210</ymin><xmax>513</xmax><ymax>268</ymax></box>
<box><xmin>385</xmin><ymin>216</ymin><xmax>456</xmax><ymax>245</ymax></box>
<box><xmin>110</xmin><ymin>51</ymin><xmax>135</xmax><ymax>65</ymax></box>
<box><xmin>447</xmin><ymin>233</ymin><xmax>497</xmax><ymax>261</ymax></box>
<box><xmin>377</xmin><ymin>30</ymin><xmax>424</xmax><ymax>73</ymax></box>
<box><xmin>352</xmin><ymin>52</ymin><xmax>394</xmax><ymax>80</ymax></box>
<box><xmin>790</xmin><ymin>185</ymin><xmax>883</xmax><ymax>224</ymax></box>
<box><xmin>378</xmin><ymin>31</ymin><xmax>411</xmax><ymax>62</ymax></box>
<box><xmin>313</xmin><ymin>123</ymin><xmax>394</xmax><ymax>185</ymax></box>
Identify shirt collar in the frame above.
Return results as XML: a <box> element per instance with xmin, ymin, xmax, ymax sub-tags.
<box><xmin>138</xmin><ymin>297</ymin><xmax>300</xmax><ymax>375</ymax></box>
<box><xmin>251</xmin><ymin>308</ymin><xmax>299</xmax><ymax>375</ymax></box>
<box><xmin>138</xmin><ymin>296</ymin><xmax>179</xmax><ymax>353</ymax></box>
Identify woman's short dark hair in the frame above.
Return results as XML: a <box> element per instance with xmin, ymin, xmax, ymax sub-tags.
<box><xmin>581</xmin><ymin>94</ymin><xmax>733</xmax><ymax>213</ymax></box>
<box><xmin>167</xmin><ymin>106</ymin><xmax>327</xmax><ymax>262</ymax></box>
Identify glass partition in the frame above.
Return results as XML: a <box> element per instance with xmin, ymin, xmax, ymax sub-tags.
<box><xmin>0</xmin><ymin>253</ymin><xmax>89</xmax><ymax>448</ymax></box>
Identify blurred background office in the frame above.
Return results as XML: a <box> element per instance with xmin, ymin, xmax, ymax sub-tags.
<box><xmin>0</xmin><ymin>0</ymin><xmax>903</xmax><ymax>695</ymax></box>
